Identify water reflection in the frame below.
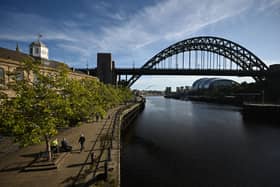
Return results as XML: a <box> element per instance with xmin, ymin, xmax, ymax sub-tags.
<box><xmin>121</xmin><ymin>96</ymin><xmax>280</xmax><ymax>187</ymax></box>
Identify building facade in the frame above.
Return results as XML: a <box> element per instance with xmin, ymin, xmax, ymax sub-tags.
<box><xmin>0</xmin><ymin>40</ymin><xmax>97</xmax><ymax>97</ymax></box>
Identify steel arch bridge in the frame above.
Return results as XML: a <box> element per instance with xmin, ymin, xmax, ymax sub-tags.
<box><xmin>121</xmin><ymin>36</ymin><xmax>268</xmax><ymax>87</ymax></box>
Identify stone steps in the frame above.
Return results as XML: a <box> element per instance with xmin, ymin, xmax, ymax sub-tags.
<box><xmin>23</xmin><ymin>152</ymin><xmax>69</xmax><ymax>172</ymax></box>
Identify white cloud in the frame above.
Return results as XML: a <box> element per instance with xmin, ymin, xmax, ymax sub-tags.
<box><xmin>95</xmin><ymin>0</ymin><xmax>252</xmax><ymax>52</ymax></box>
<box><xmin>0</xmin><ymin>0</ymin><xmax>277</xmax><ymax>89</ymax></box>
<box><xmin>0</xmin><ymin>0</ymin><xmax>254</xmax><ymax>58</ymax></box>
<box><xmin>257</xmin><ymin>0</ymin><xmax>280</xmax><ymax>11</ymax></box>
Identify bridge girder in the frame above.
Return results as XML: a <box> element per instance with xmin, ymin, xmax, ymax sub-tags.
<box><xmin>127</xmin><ymin>36</ymin><xmax>268</xmax><ymax>87</ymax></box>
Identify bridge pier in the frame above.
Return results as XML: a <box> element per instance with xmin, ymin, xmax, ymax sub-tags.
<box><xmin>96</xmin><ymin>53</ymin><xmax>117</xmax><ymax>85</ymax></box>
<box><xmin>266</xmin><ymin>64</ymin><xmax>280</xmax><ymax>103</ymax></box>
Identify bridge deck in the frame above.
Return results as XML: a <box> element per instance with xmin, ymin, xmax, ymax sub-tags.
<box><xmin>115</xmin><ymin>68</ymin><xmax>268</xmax><ymax>77</ymax></box>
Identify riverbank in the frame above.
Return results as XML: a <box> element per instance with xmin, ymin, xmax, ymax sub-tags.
<box><xmin>242</xmin><ymin>103</ymin><xmax>280</xmax><ymax>122</ymax></box>
<box><xmin>165</xmin><ymin>95</ymin><xmax>242</xmax><ymax>106</ymax></box>
<box><xmin>165</xmin><ymin>96</ymin><xmax>280</xmax><ymax>123</ymax></box>
<box><xmin>91</xmin><ymin>100</ymin><xmax>145</xmax><ymax>187</ymax></box>
<box><xmin>0</xmin><ymin>101</ymin><xmax>145</xmax><ymax>187</ymax></box>
<box><xmin>188</xmin><ymin>96</ymin><xmax>242</xmax><ymax>106</ymax></box>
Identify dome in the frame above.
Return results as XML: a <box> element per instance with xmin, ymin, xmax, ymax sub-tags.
<box><xmin>192</xmin><ymin>78</ymin><xmax>208</xmax><ymax>90</ymax></box>
<box><xmin>192</xmin><ymin>78</ymin><xmax>238</xmax><ymax>90</ymax></box>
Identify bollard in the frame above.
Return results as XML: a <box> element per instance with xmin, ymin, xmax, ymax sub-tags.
<box><xmin>107</xmin><ymin>148</ymin><xmax>111</xmax><ymax>161</ymax></box>
<box><xmin>104</xmin><ymin>160</ymin><xmax>108</xmax><ymax>181</ymax></box>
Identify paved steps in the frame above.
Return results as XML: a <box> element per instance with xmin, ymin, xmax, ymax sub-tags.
<box><xmin>23</xmin><ymin>152</ymin><xmax>69</xmax><ymax>172</ymax></box>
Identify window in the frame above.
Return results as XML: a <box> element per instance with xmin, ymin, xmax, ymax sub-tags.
<box><xmin>35</xmin><ymin>47</ymin><xmax>39</xmax><ymax>54</ymax></box>
<box><xmin>0</xmin><ymin>68</ymin><xmax>4</xmax><ymax>85</ymax></box>
<box><xmin>30</xmin><ymin>47</ymin><xmax>33</xmax><ymax>55</ymax></box>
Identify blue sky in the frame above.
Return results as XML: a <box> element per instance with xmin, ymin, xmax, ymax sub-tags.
<box><xmin>0</xmin><ymin>0</ymin><xmax>279</xmax><ymax>90</ymax></box>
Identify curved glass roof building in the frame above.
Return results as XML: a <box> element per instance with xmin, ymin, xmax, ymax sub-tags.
<box><xmin>192</xmin><ymin>78</ymin><xmax>239</xmax><ymax>90</ymax></box>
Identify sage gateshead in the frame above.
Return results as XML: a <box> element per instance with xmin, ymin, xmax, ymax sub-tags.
<box><xmin>192</xmin><ymin>78</ymin><xmax>239</xmax><ymax>90</ymax></box>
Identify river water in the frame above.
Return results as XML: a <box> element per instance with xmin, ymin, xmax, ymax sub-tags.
<box><xmin>121</xmin><ymin>96</ymin><xmax>280</xmax><ymax>187</ymax></box>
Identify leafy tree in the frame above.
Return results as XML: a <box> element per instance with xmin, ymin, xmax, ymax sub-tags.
<box><xmin>0</xmin><ymin>60</ymin><xmax>64</xmax><ymax>160</ymax></box>
<box><xmin>0</xmin><ymin>59</ymin><xmax>134</xmax><ymax>161</ymax></box>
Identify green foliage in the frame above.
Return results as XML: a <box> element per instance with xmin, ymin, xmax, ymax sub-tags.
<box><xmin>0</xmin><ymin>60</ymin><xmax>133</xmax><ymax>148</ymax></box>
<box><xmin>0</xmin><ymin>64</ymin><xmax>60</xmax><ymax>146</ymax></box>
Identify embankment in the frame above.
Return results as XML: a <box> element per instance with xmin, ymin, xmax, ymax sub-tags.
<box><xmin>119</xmin><ymin>101</ymin><xmax>145</xmax><ymax>132</ymax></box>
<box><xmin>242</xmin><ymin>103</ymin><xmax>280</xmax><ymax>123</ymax></box>
<box><xmin>103</xmin><ymin>99</ymin><xmax>145</xmax><ymax>187</ymax></box>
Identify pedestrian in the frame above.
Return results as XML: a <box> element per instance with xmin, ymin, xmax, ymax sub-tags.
<box><xmin>51</xmin><ymin>138</ymin><xmax>59</xmax><ymax>153</ymax></box>
<box><xmin>61</xmin><ymin>137</ymin><xmax>72</xmax><ymax>152</ymax></box>
<box><xmin>78</xmin><ymin>134</ymin><xmax>86</xmax><ymax>152</ymax></box>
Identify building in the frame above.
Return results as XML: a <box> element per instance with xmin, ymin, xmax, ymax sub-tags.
<box><xmin>176</xmin><ymin>86</ymin><xmax>185</xmax><ymax>94</ymax></box>
<box><xmin>165</xmin><ymin>87</ymin><xmax>172</xmax><ymax>95</ymax></box>
<box><xmin>192</xmin><ymin>78</ymin><xmax>238</xmax><ymax>90</ymax></box>
<box><xmin>29</xmin><ymin>40</ymin><xmax>49</xmax><ymax>59</ymax></box>
<box><xmin>0</xmin><ymin>39</ymin><xmax>97</xmax><ymax>97</ymax></box>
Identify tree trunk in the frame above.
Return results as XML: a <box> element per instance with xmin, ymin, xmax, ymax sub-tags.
<box><xmin>45</xmin><ymin>134</ymin><xmax>52</xmax><ymax>161</ymax></box>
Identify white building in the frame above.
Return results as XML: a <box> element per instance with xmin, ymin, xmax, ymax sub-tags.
<box><xmin>29</xmin><ymin>40</ymin><xmax>49</xmax><ymax>60</ymax></box>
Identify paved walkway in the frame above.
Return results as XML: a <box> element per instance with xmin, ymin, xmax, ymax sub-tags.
<box><xmin>0</xmin><ymin>107</ymin><xmax>120</xmax><ymax>187</ymax></box>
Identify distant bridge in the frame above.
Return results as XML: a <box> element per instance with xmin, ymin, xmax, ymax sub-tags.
<box><xmin>78</xmin><ymin>36</ymin><xmax>271</xmax><ymax>87</ymax></box>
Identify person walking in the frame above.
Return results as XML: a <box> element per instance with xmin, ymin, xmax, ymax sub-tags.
<box><xmin>78</xmin><ymin>134</ymin><xmax>86</xmax><ymax>152</ymax></box>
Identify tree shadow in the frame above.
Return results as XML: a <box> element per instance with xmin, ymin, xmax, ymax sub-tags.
<box><xmin>71</xmin><ymin>173</ymin><xmax>107</xmax><ymax>187</ymax></box>
<box><xmin>60</xmin><ymin>175</ymin><xmax>76</xmax><ymax>186</ymax></box>
<box><xmin>0</xmin><ymin>166</ymin><xmax>24</xmax><ymax>172</ymax></box>
<box><xmin>67</xmin><ymin>162</ymin><xmax>92</xmax><ymax>168</ymax></box>
<box><xmin>20</xmin><ymin>152</ymin><xmax>39</xmax><ymax>158</ymax></box>
<box><xmin>0</xmin><ymin>161</ymin><xmax>29</xmax><ymax>173</ymax></box>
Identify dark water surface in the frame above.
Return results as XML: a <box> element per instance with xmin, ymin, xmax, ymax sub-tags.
<box><xmin>121</xmin><ymin>96</ymin><xmax>280</xmax><ymax>187</ymax></box>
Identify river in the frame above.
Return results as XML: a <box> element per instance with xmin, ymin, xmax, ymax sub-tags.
<box><xmin>121</xmin><ymin>96</ymin><xmax>280</xmax><ymax>187</ymax></box>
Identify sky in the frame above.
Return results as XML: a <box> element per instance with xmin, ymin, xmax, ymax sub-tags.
<box><xmin>0</xmin><ymin>0</ymin><xmax>279</xmax><ymax>90</ymax></box>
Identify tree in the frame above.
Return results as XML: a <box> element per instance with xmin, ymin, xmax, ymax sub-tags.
<box><xmin>0</xmin><ymin>60</ymin><xmax>64</xmax><ymax>160</ymax></box>
<box><xmin>0</xmin><ymin>59</ymin><xmax>134</xmax><ymax>161</ymax></box>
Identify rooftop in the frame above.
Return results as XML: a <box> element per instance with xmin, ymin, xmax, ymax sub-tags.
<box><xmin>0</xmin><ymin>47</ymin><xmax>67</xmax><ymax>69</ymax></box>
<box><xmin>29</xmin><ymin>40</ymin><xmax>47</xmax><ymax>48</ymax></box>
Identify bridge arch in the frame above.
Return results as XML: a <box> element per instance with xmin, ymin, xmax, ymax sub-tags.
<box><xmin>127</xmin><ymin>36</ymin><xmax>268</xmax><ymax>87</ymax></box>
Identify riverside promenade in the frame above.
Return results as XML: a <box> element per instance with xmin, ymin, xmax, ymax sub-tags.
<box><xmin>0</xmin><ymin>106</ymin><xmax>124</xmax><ymax>187</ymax></box>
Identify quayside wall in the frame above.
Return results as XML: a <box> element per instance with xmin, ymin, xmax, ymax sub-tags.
<box><xmin>119</xmin><ymin>101</ymin><xmax>145</xmax><ymax>132</ymax></box>
<box><xmin>96</xmin><ymin>99</ymin><xmax>145</xmax><ymax>187</ymax></box>
<box><xmin>117</xmin><ymin>99</ymin><xmax>145</xmax><ymax>186</ymax></box>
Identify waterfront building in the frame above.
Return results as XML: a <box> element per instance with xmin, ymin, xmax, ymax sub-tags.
<box><xmin>191</xmin><ymin>78</ymin><xmax>238</xmax><ymax>91</ymax></box>
<box><xmin>165</xmin><ymin>87</ymin><xmax>172</xmax><ymax>95</ymax></box>
<box><xmin>0</xmin><ymin>40</ymin><xmax>97</xmax><ymax>97</ymax></box>
<box><xmin>176</xmin><ymin>86</ymin><xmax>185</xmax><ymax>94</ymax></box>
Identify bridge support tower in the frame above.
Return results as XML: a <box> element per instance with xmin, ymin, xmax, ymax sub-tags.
<box><xmin>97</xmin><ymin>53</ymin><xmax>116</xmax><ymax>85</ymax></box>
<box><xmin>266</xmin><ymin>64</ymin><xmax>280</xmax><ymax>103</ymax></box>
